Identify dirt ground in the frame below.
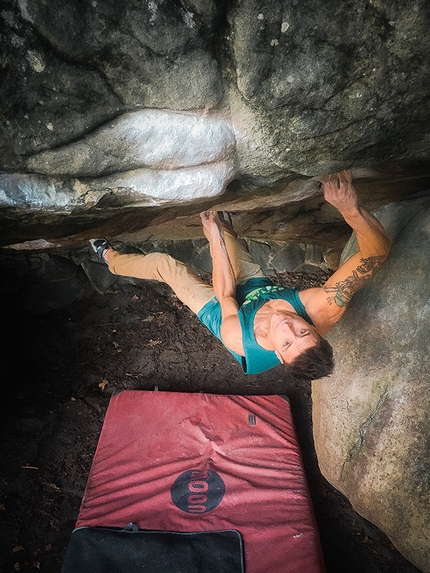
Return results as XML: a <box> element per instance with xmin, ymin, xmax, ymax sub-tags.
<box><xmin>0</xmin><ymin>270</ymin><xmax>422</xmax><ymax>573</ymax></box>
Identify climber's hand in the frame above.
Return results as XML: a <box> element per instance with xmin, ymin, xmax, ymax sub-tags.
<box><xmin>322</xmin><ymin>170</ymin><xmax>359</xmax><ymax>216</ymax></box>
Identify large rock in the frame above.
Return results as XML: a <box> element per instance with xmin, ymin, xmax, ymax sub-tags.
<box><xmin>25</xmin><ymin>110</ymin><xmax>236</xmax><ymax>177</ymax></box>
<box><xmin>1</xmin><ymin>0</ymin><xmax>430</xmax><ymax>245</ymax></box>
<box><xmin>312</xmin><ymin>197</ymin><xmax>430</xmax><ymax>572</ymax></box>
<box><xmin>229</xmin><ymin>0</ymin><xmax>430</xmax><ymax>176</ymax></box>
<box><xmin>1</xmin><ymin>0</ymin><xmax>222</xmax><ymax>165</ymax></box>
<box><xmin>0</xmin><ymin>110</ymin><xmax>236</xmax><ymax>212</ymax></box>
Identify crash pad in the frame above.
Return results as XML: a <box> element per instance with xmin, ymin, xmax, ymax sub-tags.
<box><xmin>71</xmin><ymin>390</ymin><xmax>325</xmax><ymax>573</ymax></box>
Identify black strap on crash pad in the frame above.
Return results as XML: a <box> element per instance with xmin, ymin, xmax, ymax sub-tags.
<box><xmin>61</xmin><ymin>525</ymin><xmax>245</xmax><ymax>573</ymax></box>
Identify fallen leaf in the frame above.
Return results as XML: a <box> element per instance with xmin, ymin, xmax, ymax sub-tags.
<box><xmin>34</xmin><ymin>562</ymin><xmax>41</xmax><ymax>569</ymax></box>
<box><xmin>148</xmin><ymin>339</ymin><xmax>162</xmax><ymax>347</ymax></box>
<box><xmin>98</xmin><ymin>380</ymin><xmax>109</xmax><ymax>391</ymax></box>
<box><xmin>112</xmin><ymin>329</ymin><xmax>117</xmax><ymax>333</ymax></box>
<box><xmin>12</xmin><ymin>546</ymin><xmax>23</xmax><ymax>553</ymax></box>
<box><xmin>47</xmin><ymin>482</ymin><xmax>60</xmax><ymax>492</ymax></box>
<box><xmin>132</xmin><ymin>295</ymin><xmax>139</xmax><ymax>300</ymax></box>
<box><xmin>70</xmin><ymin>397</ymin><xmax>76</xmax><ymax>401</ymax></box>
<box><xmin>13</xmin><ymin>563</ymin><xmax>20</xmax><ymax>572</ymax></box>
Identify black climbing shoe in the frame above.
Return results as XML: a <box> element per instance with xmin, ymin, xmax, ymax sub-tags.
<box><xmin>90</xmin><ymin>238</ymin><xmax>112</xmax><ymax>264</ymax></box>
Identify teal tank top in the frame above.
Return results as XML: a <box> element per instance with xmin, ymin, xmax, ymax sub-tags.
<box><xmin>197</xmin><ymin>278</ymin><xmax>314</xmax><ymax>375</ymax></box>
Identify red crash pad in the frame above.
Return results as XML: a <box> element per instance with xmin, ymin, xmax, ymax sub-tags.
<box><xmin>76</xmin><ymin>391</ymin><xmax>325</xmax><ymax>573</ymax></box>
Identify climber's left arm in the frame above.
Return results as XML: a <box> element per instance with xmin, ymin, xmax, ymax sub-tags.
<box><xmin>300</xmin><ymin>171</ymin><xmax>391</xmax><ymax>335</ymax></box>
<box><xmin>200</xmin><ymin>212</ymin><xmax>245</xmax><ymax>356</ymax></box>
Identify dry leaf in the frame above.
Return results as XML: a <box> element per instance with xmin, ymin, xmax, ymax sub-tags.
<box><xmin>148</xmin><ymin>339</ymin><xmax>162</xmax><ymax>347</ymax></box>
<box><xmin>47</xmin><ymin>482</ymin><xmax>60</xmax><ymax>492</ymax></box>
<box><xmin>13</xmin><ymin>563</ymin><xmax>20</xmax><ymax>572</ymax></box>
<box><xmin>132</xmin><ymin>295</ymin><xmax>139</xmax><ymax>300</ymax></box>
<box><xmin>12</xmin><ymin>546</ymin><xmax>23</xmax><ymax>553</ymax></box>
<box><xmin>98</xmin><ymin>379</ymin><xmax>109</xmax><ymax>391</ymax></box>
<box><xmin>70</xmin><ymin>397</ymin><xmax>76</xmax><ymax>401</ymax></box>
<box><xmin>34</xmin><ymin>562</ymin><xmax>41</xmax><ymax>569</ymax></box>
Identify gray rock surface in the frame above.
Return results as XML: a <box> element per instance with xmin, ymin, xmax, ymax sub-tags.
<box><xmin>1</xmin><ymin>0</ymin><xmax>222</xmax><ymax>165</ymax></box>
<box><xmin>312</xmin><ymin>198</ymin><xmax>430</xmax><ymax>572</ymax></box>
<box><xmin>1</xmin><ymin>0</ymin><xmax>430</xmax><ymax>245</ymax></box>
<box><xmin>26</xmin><ymin>110</ymin><xmax>236</xmax><ymax>177</ymax></box>
<box><xmin>229</xmin><ymin>0</ymin><xmax>430</xmax><ymax>176</ymax></box>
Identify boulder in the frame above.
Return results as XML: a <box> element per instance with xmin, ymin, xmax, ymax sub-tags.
<box><xmin>312</xmin><ymin>197</ymin><xmax>430</xmax><ymax>572</ymax></box>
<box><xmin>1</xmin><ymin>0</ymin><xmax>222</xmax><ymax>166</ymax></box>
<box><xmin>0</xmin><ymin>162</ymin><xmax>235</xmax><ymax>211</ymax></box>
<box><xmin>1</xmin><ymin>0</ymin><xmax>430</xmax><ymax>245</ymax></box>
<box><xmin>25</xmin><ymin>110</ymin><xmax>236</xmax><ymax>177</ymax></box>
<box><xmin>228</xmin><ymin>0</ymin><xmax>430</xmax><ymax>176</ymax></box>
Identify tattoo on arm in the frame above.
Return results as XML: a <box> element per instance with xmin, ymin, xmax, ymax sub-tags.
<box><xmin>323</xmin><ymin>255</ymin><xmax>386</xmax><ymax>308</ymax></box>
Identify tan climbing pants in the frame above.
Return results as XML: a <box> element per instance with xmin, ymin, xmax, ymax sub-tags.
<box><xmin>108</xmin><ymin>232</ymin><xmax>265</xmax><ymax>314</ymax></box>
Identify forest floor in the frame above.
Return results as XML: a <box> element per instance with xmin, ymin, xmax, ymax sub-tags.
<box><xmin>0</xmin><ymin>270</ymin><xmax>421</xmax><ymax>573</ymax></box>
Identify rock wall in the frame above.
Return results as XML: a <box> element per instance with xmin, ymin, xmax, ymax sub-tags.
<box><xmin>1</xmin><ymin>0</ymin><xmax>430</xmax><ymax>246</ymax></box>
<box><xmin>312</xmin><ymin>197</ymin><xmax>430</xmax><ymax>573</ymax></box>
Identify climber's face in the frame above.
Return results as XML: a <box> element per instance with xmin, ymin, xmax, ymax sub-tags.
<box><xmin>269</xmin><ymin>311</ymin><xmax>319</xmax><ymax>364</ymax></box>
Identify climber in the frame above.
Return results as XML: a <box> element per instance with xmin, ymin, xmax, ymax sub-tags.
<box><xmin>90</xmin><ymin>170</ymin><xmax>390</xmax><ymax>378</ymax></box>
